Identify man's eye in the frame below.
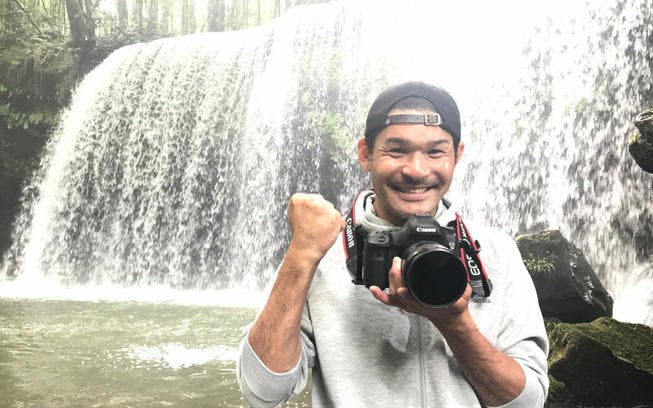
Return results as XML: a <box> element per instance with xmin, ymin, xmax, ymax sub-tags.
<box><xmin>388</xmin><ymin>148</ymin><xmax>405</xmax><ymax>155</ymax></box>
<box><xmin>428</xmin><ymin>150</ymin><xmax>445</xmax><ymax>156</ymax></box>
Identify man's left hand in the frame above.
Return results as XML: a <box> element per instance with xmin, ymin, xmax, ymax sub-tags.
<box><xmin>368</xmin><ymin>256</ymin><xmax>472</xmax><ymax>326</ymax></box>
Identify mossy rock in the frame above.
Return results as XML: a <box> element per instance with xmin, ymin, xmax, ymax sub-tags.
<box><xmin>547</xmin><ymin>317</ymin><xmax>653</xmax><ymax>406</ymax></box>
<box><xmin>629</xmin><ymin>108</ymin><xmax>653</xmax><ymax>173</ymax></box>
<box><xmin>629</xmin><ymin>128</ymin><xmax>653</xmax><ymax>173</ymax></box>
<box><xmin>515</xmin><ymin>230</ymin><xmax>613</xmax><ymax>323</ymax></box>
<box><xmin>544</xmin><ymin>375</ymin><xmax>578</xmax><ymax>407</ymax></box>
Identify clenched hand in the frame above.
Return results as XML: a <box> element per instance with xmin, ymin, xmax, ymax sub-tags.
<box><xmin>287</xmin><ymin>193</ymin><xmax>346</xmax><ymax>266</ymax></box>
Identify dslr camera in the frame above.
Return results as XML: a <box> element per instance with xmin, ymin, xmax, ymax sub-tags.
<box><xmin>360</xmin><ymin>215</ymin><xmax>468</xmax><ymax>307</ymax></box>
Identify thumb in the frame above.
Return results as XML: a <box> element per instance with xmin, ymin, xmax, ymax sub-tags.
<box><xmin>388</xmin><ymin>256</ymin><xmax>404</xmax><ymax>292</ymax></box>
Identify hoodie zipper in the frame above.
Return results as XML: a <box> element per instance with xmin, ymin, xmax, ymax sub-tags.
<box><xmin>416</xmin><ymin>316</ymin><xmax>427</xmax><ymax>408</ymax></box>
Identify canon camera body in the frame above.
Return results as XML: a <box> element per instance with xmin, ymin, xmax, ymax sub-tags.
<box><xmin>360</xmin><ymin>215</ymin><xmax>468</xmax><ymax>307</ymax></box>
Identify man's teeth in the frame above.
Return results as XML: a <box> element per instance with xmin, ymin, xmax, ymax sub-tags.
<box><xmin>399</xmin><ymin>186</ymin><xmax>429</xmax><ymax>193</ymax></box>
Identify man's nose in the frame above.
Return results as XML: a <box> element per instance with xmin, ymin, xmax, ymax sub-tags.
<box><xmin>401</xmin><ymin>153</ymin><xmax>430</xmax><ymax>179</ymax></box>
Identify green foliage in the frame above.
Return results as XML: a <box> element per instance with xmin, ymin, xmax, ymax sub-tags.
<box><xmin>523</xmin><ymin>253</ymin><xmax>558</xmax><ymax>277</ymax></box>
<box><xmin>323</xmin><ymin>111</ymin><xmax>351</xmax><ymax>160</ymax></box>
<box><xmin>0</xmin><ymin>101</ymin><xmax>58</xmax><ymax>130</ymax></box>
<box><xmin>307</xmin><ymin>111</ymin><xmax>351</xmax><ymax>162</ymax></box>
<box><xmin>0</xmin><ymin>35</ymin><xmax>74</xmax><ymax>133</ymax></box>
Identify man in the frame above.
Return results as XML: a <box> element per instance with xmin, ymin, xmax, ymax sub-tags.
<box><xmin>237</xmin><ymin>81</ymin><xmax>549</xmax><ymax>407</ymax></box>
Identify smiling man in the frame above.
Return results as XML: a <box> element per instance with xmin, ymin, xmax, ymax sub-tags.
<box><xmin>358</xmin><ymin>104</ymin><xmax>462</xmax><ymax>225</ymax></box>
<box><xmin>237</xmin><ymin>81</ymin><xmax>549</xmax><ymax>408</ymax></box>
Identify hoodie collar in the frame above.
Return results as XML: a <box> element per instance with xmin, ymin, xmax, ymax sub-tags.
<box><xmin>354</xmin><ymin>190</ymin><xmax>454</xmax><ymax>231</ymax></box>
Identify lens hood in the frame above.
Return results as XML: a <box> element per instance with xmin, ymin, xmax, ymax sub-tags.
<box><xmin>403</xmin><ymin>242</ymin><xmax>468</xmax><ymax>307</ymax></box>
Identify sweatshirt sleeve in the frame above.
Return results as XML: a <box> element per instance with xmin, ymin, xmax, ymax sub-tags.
<box><xmin>487</xmin><ymin>236</ymin><xmax>549</xmax><ymax>408</ymax></box>
<box><xmin>236</xmin><ymin>303</ymin><xmax>316</xmax><ymax>408</ymax></box>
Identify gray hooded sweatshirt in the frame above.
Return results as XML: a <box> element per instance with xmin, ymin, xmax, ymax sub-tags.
<box><xmin>237</xmin><ymin>194</ymin><xmax>549</xmax><ymax>407</ymax></box>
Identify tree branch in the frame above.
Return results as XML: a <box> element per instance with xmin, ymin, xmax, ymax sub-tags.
<box><xmin>11</xmin><ymin>0</ymin><xmax>43</xmax><ymax>36</ymax></box>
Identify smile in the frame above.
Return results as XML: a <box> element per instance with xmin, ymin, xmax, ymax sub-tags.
<box><xmin>390</xmin><ymin>184</ymin><xmax>434</xmax><ymax>194</ymax></box>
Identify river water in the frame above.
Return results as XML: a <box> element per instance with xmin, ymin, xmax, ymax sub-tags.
<box><xmin>0</xmin><ymin>298</ymin><xmax>309</xmax><ymax>407</ymax></box>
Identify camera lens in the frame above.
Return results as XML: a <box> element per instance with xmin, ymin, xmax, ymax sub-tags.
<box><xmin>402</xmin><ymin>242</ymin><xmax>468</xmax><ymax>307</ymax></box>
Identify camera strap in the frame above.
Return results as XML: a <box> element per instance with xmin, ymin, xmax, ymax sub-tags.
<box><xmin>342</xmin><ymin>190</ymin><xmax>371</xmax><ymax>285</ymax></box>
<box><xmin>453</xmin><ymin>213</ymin><xmax>493</xmax><ymax>299</ymax></box>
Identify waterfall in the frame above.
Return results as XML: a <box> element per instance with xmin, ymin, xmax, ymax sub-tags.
<box><xmin>1</xmin><ymin>0</ymin><xmax>651</xmax><ymax>324</ymax></box>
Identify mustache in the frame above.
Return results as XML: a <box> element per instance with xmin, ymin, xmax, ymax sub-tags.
<box><xmin>390</xmin><ymin>175</ymin><xmax>442</xmax><ymax>188</ymax></box>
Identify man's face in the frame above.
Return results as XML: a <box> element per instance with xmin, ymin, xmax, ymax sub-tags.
<box><xmin>357</xmin><ymin>109</ymin><xmax>464</xmax><ymax>226</ymax></box>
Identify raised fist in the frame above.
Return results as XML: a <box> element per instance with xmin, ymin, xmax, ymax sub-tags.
<box><xmin>287</xmin><ymin>193</ymin><xmax>345</xmax><ymax>263</ymax></box>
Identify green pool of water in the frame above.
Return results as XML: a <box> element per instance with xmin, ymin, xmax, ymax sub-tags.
<box><xmin>0</xmin><ymin>298</ymin><xmax>310</xmax><ymax>407</ymax></box>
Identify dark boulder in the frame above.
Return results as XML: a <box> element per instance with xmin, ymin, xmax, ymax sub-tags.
<box><xmin>546</xmin><ymin>317</ymin><xmax>653</xmax><ymax>407</ymax></box>
<box><xmin>629</xmin><ymin>108</ymin><xmax>653</xmax><ymax>173</ymax></box>
<box><xmin>515</xmin><ymin>230</ymin><xmax>613</xmax><ymax>323</ymax></box>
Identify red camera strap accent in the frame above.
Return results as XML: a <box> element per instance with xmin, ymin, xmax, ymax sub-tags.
<box><xmin>342</xmin><ymin>190</ymin><xmax>371</xmax><ymax>284</ymax></box>
<box><xmin>454</xmin><ymin>212</ymin><xmax>492</xmax><ymax>299</ymax></box>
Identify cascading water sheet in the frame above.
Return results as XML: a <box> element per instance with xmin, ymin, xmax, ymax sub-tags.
<box><xmin>1</xmin><ymin>0</ymin><xmax>651</xmax><ymax>325</ymax></box>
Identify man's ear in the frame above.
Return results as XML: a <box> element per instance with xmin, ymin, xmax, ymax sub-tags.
<box><xmin>455</xmin><ymin>141</ymin><xmax>465</xmax><ymax>164</ymax></box>
<box><xmin>357</xmin><ymin>138</ymin><xmax>371</xmax><ymax>171</ymax></box>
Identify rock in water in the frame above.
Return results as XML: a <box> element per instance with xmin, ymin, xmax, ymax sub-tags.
<box><xmin>515</xmin><ymin>230</ymin><xmax>613</xmax><ymax>323</ymax></box>
<box><xmin>547</xmin><ymin>317</ymin><xmax>653</xmax><ymax>406</ymax></box>
<box><xmin>629</xmin><ymin>108</ymin><xmax>653</xmax><ymax>173</ymax></box>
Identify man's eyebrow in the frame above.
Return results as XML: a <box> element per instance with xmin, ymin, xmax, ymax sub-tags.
<box><xmin>383</xmin><ymin>137</ymin><xmax>450</xmax><ymax>146</ymax></box>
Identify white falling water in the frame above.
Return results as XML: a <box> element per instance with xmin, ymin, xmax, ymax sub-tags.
<box><xmin>1</xmin><ymin>0</ymin><xmax>651</xmax><ymax>324</ymax></box>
